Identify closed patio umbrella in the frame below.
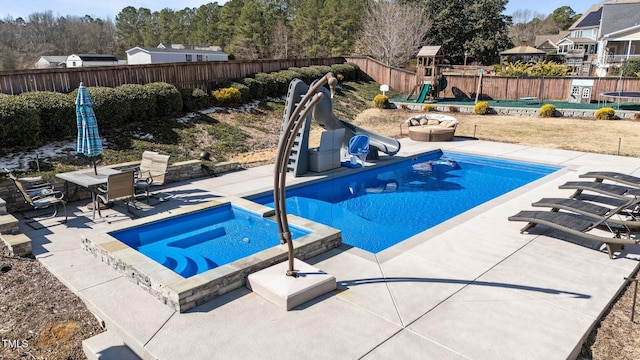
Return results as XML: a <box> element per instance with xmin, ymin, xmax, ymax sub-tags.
<box><xmin>76</xmin><ymin>82</ymin><xmax>103</xmax><ymax>175</ymax></box>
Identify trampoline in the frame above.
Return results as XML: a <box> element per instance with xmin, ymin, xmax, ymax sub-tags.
<box><xmin>599</xmin><ymin>91</ymin><xmax>640</xmax><ymax>109</ymax></box>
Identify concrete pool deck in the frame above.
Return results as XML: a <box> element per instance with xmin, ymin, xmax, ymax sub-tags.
<box><xmin>20</xmin><ymin>138</ymin><xmax>640</xmax><ymax>359</ymax></box>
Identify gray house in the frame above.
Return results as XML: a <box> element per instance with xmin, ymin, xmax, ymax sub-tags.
<box><xmin>35</xmin><ymin>56</ymin><xmax>68</xmax><ymax>69</ymax></box>
<box><xmin>554</xmin><ymin>0</ymin><xmax>640</xmax><ymax>76</ymax></box>
<box><xmin>596</xmin><ymin>1</ymin><xmax>640</xmax><ymax>75</ymax></box>
<box><xmin>126</xmin><ymin>45</ymin><xmax>229</xmax><ymax>65</ymax></box>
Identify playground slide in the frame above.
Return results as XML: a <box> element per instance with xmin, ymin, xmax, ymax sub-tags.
<box><xmin>416</xmin><ymin>83</ymin><xmax>431</xmax><ymax>103</ymax></box>
<box><xmin>313</xmin><ymin>85</ymin><xmax>401</xmax><ymax>156</ymax></box>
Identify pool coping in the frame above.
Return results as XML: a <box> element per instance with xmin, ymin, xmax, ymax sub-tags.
<box><xmin>81</xmin><ymin>196</ymin><xmax>342</xmax><ymax>312</ymax></box>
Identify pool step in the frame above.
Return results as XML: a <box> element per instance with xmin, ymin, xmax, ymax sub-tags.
<box><xmin>83</xmin><ymin>331</ymin><xmax>141</xmax><ymax>360</ymax></box>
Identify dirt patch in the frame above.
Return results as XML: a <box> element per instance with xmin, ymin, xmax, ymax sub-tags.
<box><xmin>0</xmin><ymin>243</ymin><xmax>104</xmax><ymax>359</ymax></box>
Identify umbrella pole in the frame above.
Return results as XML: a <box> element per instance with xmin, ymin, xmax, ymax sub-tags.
<box><xmin>93</xmin><ymin>157</ymin><xmax>98</xmax><ymax>175</ymax></box>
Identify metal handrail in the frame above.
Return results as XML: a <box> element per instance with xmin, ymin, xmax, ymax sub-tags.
<box><xmin>273</xmin><ymin>72</ymin><xmax>337</xmax><ymax>277</ymax></box>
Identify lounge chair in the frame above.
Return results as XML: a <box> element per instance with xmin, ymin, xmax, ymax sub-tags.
<box><xmin>531</xmin><ymin>197</ymin><xmax>640</xmax><ymax>229</ymax></box>
<box><xmin>509</xmin><ymin>197</ymin><xmax>640</xmax><ymax>258</ymax></box>
<box><xmin>559</xmin><ymin>181</ymin><xmax>640</xmax><ymax>199</ymax></box>
<box><xmin>4</xmin><ymin>169</ymin><xmax>67</xmax><ymax>223</ymax></box>
<box><xmin>579</xmin><ymin>171</ymin><xmax>640</xmax><ymax>187</ymax></box>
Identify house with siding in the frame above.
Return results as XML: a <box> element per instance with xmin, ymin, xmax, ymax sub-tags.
<box><xmin>596</xmin><ymin>1</ymin><xmax>640</xmax><ymax>75</ymax></box>
<box><xmin>66</xmin><ymin>54</ymin><xmax>119</xmax><ymax>68</ymax></box>
<box><xmin>534</xmin><ymin>31</ymin><xmax>569</xmax><ymax>54</ymax></box>
<box><xmin>126</xmin><ymin>45</ymin><xmax>229</xmax><ymax>65</ymax></box>
<box><xmin>34</xmin><ymin>56</ymin><xmax>68</xmax><ymax>69</ymax></box>
<box><xmin>555</xmin><ymin>0</ymin><xmax>640</xmax><ymax>76</ymax></box>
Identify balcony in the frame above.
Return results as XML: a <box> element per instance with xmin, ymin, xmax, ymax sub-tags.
<box><xmin>606</xmin><ymin>54</ymin><xmax>640</xmax><ymax>64</ymax></box>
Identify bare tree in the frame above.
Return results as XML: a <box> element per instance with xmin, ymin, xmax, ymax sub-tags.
<box><xmin>509</xmin><ymin>9</ymin><xmax>551</xmax><ymax>46</ymax></box>
<box><xmin>354</xmin><ymin>0</ymin><xmax>432</xmax><ymax>68</ymax></box>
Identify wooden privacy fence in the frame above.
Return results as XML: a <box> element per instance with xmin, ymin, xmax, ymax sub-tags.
<box><xmin>0</xmin><ymin>57</ymin><xmax>345</xmax><ymax>95</ymax></box>
<box><xmin>345</xmin><ymin>56</ymin><xmax>640</xmax><ymax>102</ymax></box>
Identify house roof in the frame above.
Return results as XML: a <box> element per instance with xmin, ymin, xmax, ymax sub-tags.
<box><xmin>72</xmin><ymin>54</ymin><xmax>118</xmax><ymax>62</ymax></box>
<box><xmin>575</xmin><ymin>7</ymin><xmax>602</xmax><ymax>28</ymax></box>
<box><xmin>569</xmin><ymin>0</ymin><xmax>640</xmax><ymax>31</ymax></box>
<box><xmin>127</xmin><ymin>47</ymin><xmax>227</xmax><ymax>55</ymax></box>
<box><xmin>38</xmin><ymin>56</ymin><xmax>68</xmax><ymax>63</ymax></box>
<box><xmin>602</xmin><ymin>24</ymin><xmax>640</xmax><ymax>39</ymax></box>
<box><xmin>417</xmin><ymin>46</ymin><xmax>443</xmax><ymax>57</ymax></box>
<box><xmin>600</xmin><ymin>2</ymin><xmax>640</xmax><ymax>36</ymax></box>
<box><xmin>534</xmin><ymin>31</ymin><xmax>569</xmax><ymax>48</ymax></box>
<box><xmin>569</xmin><ymin>37</ymin><xmax>597</xmax><ymax>45</ymax></box>
<box><xmin>499</xmin><ymin>45</ymin><xmax>546</xmax><ymax>55</ymax></box>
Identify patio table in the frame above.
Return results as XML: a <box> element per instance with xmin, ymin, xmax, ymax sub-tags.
<box><xmin>56</xmin><ymin>167</ymin><xmax>121</xmax><ymax>218</ymax></box>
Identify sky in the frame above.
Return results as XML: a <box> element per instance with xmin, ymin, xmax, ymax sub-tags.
<box><xmin>1</xmin><ymin>1</ymin><xmax>594</xmax><ymax>20</ymax></box>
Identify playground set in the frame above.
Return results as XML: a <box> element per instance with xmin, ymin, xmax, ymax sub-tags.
<box><xmin>406</xmin><ymin>46</ymin><xmax>448</xmax><ymax>103</ymax></box>
<box><xmin>396</xmin><ymin>45</ymin><xmax>640</xmax><ymax>111</ymax></box>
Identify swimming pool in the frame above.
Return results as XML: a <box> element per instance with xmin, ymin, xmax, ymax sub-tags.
<box><xmin>110</xmin><ymin>203</ymin><xmax>310</xmax><ymax>277</ymax></box>
<box><xmin>82</xmin><ymin>197</ymin><xmax>341</xmax><ymax>312</ymax></box>
<box><xmin>252</xmin><ymin>150</ymin><xmax>558</xmax><ymax>253</ymax></box>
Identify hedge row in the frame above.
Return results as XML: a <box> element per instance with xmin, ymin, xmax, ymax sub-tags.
<box><xmin>1</xmin><ymin>62</ymin><xmax>361</xmax><ymax>147</ymax></box>
<box><xmin>214</xmin><ymin>63</ymin><xmax>360</xmax><ymax>105</ymax></box>
<box><xmin>0</xmin><ymin>82</ymin><xmax>183</xmax><ymax>147</ymax></box>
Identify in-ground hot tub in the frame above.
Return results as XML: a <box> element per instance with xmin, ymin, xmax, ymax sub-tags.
<box><xmin>82</xmin><ymin>197</ymin><xmax>341</xmax><ymax>312</ymax></box>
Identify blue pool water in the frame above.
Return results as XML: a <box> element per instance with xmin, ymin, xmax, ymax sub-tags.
<box><xmin>110</xmin><ymin>204</ymin><xmax>310</xmax><ymax>277</ymax></box>
<box><xmin>252</xmin><ymin>151</ymin><xmax>558</xmax><ymax>253</ymax></box>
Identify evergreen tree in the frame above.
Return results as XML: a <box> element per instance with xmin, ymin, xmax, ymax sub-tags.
<box><xmin>115</xmin><ymin>7</ymin><xmax>146</xmax><ymax>53</ymax></box>
<box><xmin>193</xmin><ymin>3</ymin><xmax>223</xmax><ymax>46</ymax></box>
<box><xmin>218</xmin><ymin>0</ymin><xmax>245</xmax><ymax>52</ymax></box>
<box><xmin>463</xmin><ymin>0</ymin><xmax>512</xmax><ymax>65</ymax></box>
<box><xmin>319</xmin><ymin>0</ymin><xmax>367</xmax><ymax>56</ymax></box>
<box><xmin>290</xmin><ymin>0</ymin><xmax>324</xmax><ymax>58</ymax></box>
<box><xmin>421</xmin><ymin>0</ymin><xmax>511</xmax><ymax>65</ymax></box>
<box><xmin>551</xmin><ymin>6</ymin><xmax>579</xmax><ymax>31</ymax></box>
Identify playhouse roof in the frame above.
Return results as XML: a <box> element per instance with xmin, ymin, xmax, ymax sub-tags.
<box><xmin>417</xmin><ymin>46</ymin><xmax>443</xmax><ymax>57</ymax></box>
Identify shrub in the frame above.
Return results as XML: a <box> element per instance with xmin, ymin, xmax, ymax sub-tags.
<box><xmin>143</xmin><ymin>82</ymin><xmax>182</xmax><ymax>117</ymax></box>
<box><xmin>496</xmin><ymin>61</ymin><xmax>530</xmax><ymax>77</ymax></box>
<box><xmin>253</xmin><ymin>73</ymin><xmax>278</xmax><ymax>97</ymax></box>
<box><xmin>271</xmin><ymin>70</ymin><xmax>301</xmax><ymax>95</ymax></box>
<box><xmin>81</xmin><ymin>86</ymin><xmax>130</xmax><ymax>128</ymax></box>
<box><xmin>529</xmin><ymin>61</ymin><xmax>569</xmax><ymax>77</ymax></box>
<box><xmin>212</xmin><ymin>87</ymin><xmax>242</xmax><ymax>106</ymax></box>
<box><xmin>295</xmin><ymin>67</ymin><xmax>325</xmax><ymax>84</ymax></box>
<box><xmin>229</xmin><ymin>82</ymin><xmax>251</xmax><ymax>103</ymax></box>
<box><xmin>330</xmin><ymin>63</ymin><xmax>360</xmax><ymax>81</ymax></box>
<box><xmin>116</xmin><ymin>84</ymin><xmax>156</xmax><ymax>122</ymax></box>
<box><xmin>448</xmin><ymin>106</ymin><xmax>459</xmax><ymax>113</ymax></box>
<box><xmin>311</xmin><ymin>65</ymin><xmax>332</xmax><ymax>76</ymax></box>
<box><xmin>595</xmin><ymin>107</ymin><xmax>615</xmax><ymax>120</ymax></box>
<box><xmin>473</xmin><ymin>101</ymin><xmax>490</xmax><ymax>115</ymax></box>
<box><xmin>422</xmin><ymin>104</ymin><xmax>436</xmax><ymax>112</ymax></box>
<box><xmin>373</xmin><ymin>94</ymin><xmax>389</xmax><ymax>109</ymax></box>
<box><xmin>620</xmin><ymin>58</ymin><xmax>640</xmax><ymax>77</ymax></box>
<box><xmin>0</xmin><ymin>96</ymin><xmax>40</xmax><ymax>147</ymax></box>
<box><xmin>539</xmin><ymin>104</ymin><xmax>556</xmax><ymax>118</ymax></box>
<box><xmin>240</xmin><ymin>77</ymin><xmax>263</xmax><ymax>100</ymax></box>
<box><xmin>180</xmin><ymin>88</ymin><xmax>210</xmax><ymax>112</ymax></box>
<box><xmin>19</xmin><ymin>91</ymin><xmax>75</xmax><ymax>141</ymax></box>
